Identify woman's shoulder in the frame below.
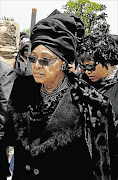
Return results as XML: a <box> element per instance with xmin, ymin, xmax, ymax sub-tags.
<box><xmin>71</xmin><ymin>74</ymin><xmax>110</xmax><ymax>108</ymax></box>
<box><xmin>12</xmin><ymin>75</ymin><xmax>34</xmax><ymax>95</ymax></box>
<box><xmin>10</xmin><ymin>75</ymin><xmax>40</xmax><ymax>112</ymax></box>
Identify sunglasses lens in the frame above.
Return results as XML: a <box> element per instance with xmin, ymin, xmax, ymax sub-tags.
<box><xmin>39</xmin><ymin>59</ymin><xmax>48</xmax><ymax>66</ymax></box>
<box><xmin>81</xmin><ymin>63</ymin><xmax>97</xmax><ymax>72</ymax></box>
<box><xmin>29</xmin><ymin>56</ymin><xmax>58</xmax><ymax>66</ymax></box>
<box><xmin>29</xmin><ymin>56</ymin><xmax>37</xmax><ymax>63</ymax></box>
<box><xmin>86</xmin><ymin>65</ymin><xmax>95</xmax><ymax>71</ymax></box>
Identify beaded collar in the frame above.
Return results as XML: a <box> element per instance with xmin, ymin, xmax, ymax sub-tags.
<box><xmin>40</xmin><ymin>75</ymin><xmax>70</xmax><ymax>104</ymax></box>
<box><xmin>103</xmin><ymin>65</ymin><xmax>118</xmax><ymax>81</ymax></box>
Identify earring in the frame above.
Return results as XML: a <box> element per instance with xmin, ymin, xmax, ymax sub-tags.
<box><xmin>61</xmin><ymin>64</ymin><xmax>66</xmax><ymax>71</ymax></box>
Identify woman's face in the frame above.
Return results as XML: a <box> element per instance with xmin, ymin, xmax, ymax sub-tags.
<box><xmin>31</xmin><ymin>44</ymin><xmax>64</xmax><ymax>84</ymax></box>
<box><xmin>81</xmin><ymin>60</ymin><xmax>109</xmax><ymax>82</ymax></box>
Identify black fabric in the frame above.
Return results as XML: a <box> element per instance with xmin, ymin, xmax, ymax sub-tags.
<box><xmin>30</xmin><ymin>9</ymin><xmax>85</xmax><ymax>64</ymax></box>
<box><xmin>81</xmin><ymin>70</ymin><xmax>118</xmax><ymax>119</ymax></box>
<box><xmin>0</xmin><ymin>73</ymin><xmax>116</xmax><ymax>179</ymax></box>
<box><xmin>0</xmin><ymin>61</ymin><xmax>18</xmax><ymax>109</ymax></box>
<box><xmin>80</xmin><ymin>71</ymin><xmax>118</xmax><ymax>180</ymax></box>
<box><xmin>0</xmin><ymin>61</ymin><xmax>17</xmax><ymax>179</ymax></box>
<box><xmin>14</xmin><ymin>52</ymin><xmax>32</xmax><ymax>76</ymax></box>
<box><xmin>20</xmin><ymin>33</ymin><xmax>29</xmax><ymax>40</ymax></box>
<box><xmin>4</xmin><ymin>74</ymin><xmax>115</xmax><ymax>180</ymax></box>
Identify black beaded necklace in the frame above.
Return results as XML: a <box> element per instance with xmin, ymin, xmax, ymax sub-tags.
<box><xmin>28</xmin><ymin>76</ymin><xmax>70</xmax><ymax>140</ymax></box>
<box><xmin>40</xmin><ymin>75</ymin><xmax>70</xmax><ymax>105</ymax></box>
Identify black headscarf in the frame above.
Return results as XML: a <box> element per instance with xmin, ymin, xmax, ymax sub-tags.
<box><xmin>30</xmin><ymin>9</ymin><xmax>85</xmax><ymax>64</ymax></box>
<box><xmin>79</xmin><ymin>32</ymin><xmax>118</xmax><ymax>66</ymax></box>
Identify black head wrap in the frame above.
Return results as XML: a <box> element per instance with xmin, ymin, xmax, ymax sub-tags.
<box><xmin>30</xmin><ymin>9</ymin><xmax>85</xmax><ymax>64</ymax></box>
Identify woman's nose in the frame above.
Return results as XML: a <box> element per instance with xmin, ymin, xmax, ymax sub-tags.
<box><xmin>85</xmin><ymin>70</ymin><xmax>91</xmax><ymax>75</ymax></box>
<box><xmin>34</xmin><ymin>60</ymin><xmax>42</xmax><ymax>68</ymax></box>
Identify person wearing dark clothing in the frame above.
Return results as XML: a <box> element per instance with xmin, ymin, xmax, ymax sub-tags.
<box><xmin>78</xmin><ymin>33</ymin><xmax>118</xmax><ymax>180</ymax></box>
<box><xmin>0</xmin><ymin>61</ymin><xmax>17</xmax><ymax>180</ymax></box>
<box><xmin>0</xmin><ymin>10</ymin><xmax>116</xmax><ymax>180</ymax></box>
<box><xmin>14</xmin><ymin>34</ymin><xmax>32</xmax><ymax>76</ymax></box>
<box><xmin>10</xmin><ymin>33</ymin><xmax>31</xmax><ymax>173</ymax></box>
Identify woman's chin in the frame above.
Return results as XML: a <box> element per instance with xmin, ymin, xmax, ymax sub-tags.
<box><xmin>33</xmin><ymin>77</ymin><xmax>43</xmax><ymax>84</ymax></box>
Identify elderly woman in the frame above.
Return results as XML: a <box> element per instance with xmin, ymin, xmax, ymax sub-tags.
<box><xmin>78</xmin><ymin>33</ymin><xmax>118</xmax><ymax>180</ymax></box>
<box><xmin>0</xmin><ymin>10</ymin><xmax>115</xmax><ymax>180</ymax></box>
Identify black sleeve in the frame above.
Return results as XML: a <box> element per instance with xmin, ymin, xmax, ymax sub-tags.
<box><xmin>0</xmin><ymin>62</ymin><xmax>17</xmax><ymax>179</ymax></box>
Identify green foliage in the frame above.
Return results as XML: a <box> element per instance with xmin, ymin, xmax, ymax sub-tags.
<box><xmin>22</xmin><ymin>28</ymin><xmax>30</xmax><ymax>35</ymax></box>
<box><xmin>1</xmin><ymin>16</ymin><xmax>14</xmax><ymax>21</ymax></box>
<box><xmin>62</xmin><ymin>0</ymin><xmax>109</xmax><ymax>35</ymax></box>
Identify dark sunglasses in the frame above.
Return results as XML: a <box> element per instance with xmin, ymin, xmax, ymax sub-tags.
<box><xmin>80</xmin><ymin>62</ymin><xmax>99</xmax><ymax>72</ymax></box>
<box><xmin>28</xmin><ymin>55</ymin><xmax>58</xmax><ymax>66</ymax></box>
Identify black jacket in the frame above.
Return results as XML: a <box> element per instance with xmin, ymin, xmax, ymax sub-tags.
<box><xmin>0</xmin><ymin>61</ymin><xmax>17</xmax><ymax>179</ymax></box>
<box><xmin>0</xmin><ymin>73</ymin><xmax>116</xmax><ymax>180</ymax></box>
<box><xmin>80</xmin><ymin>70</ymin><xmax>118</xmax><ymax>119</ymax></box>
<box><xmin>14</xmin><ymin>53</ymin><xmax>32</xmax><ymax>76</ymax></box>
<box><xmin>80</xmin><ymin>70</ymin><xmax>118</xmax><ymax>180</ymax></box>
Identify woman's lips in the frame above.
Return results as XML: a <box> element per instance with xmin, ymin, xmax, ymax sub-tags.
<box><xmin>88</xmin><ymin>76</ymin><xmax>94</xmax><ymax>80</ymax></box>
<box><xmin>34</xmin><ymin>73</ymin><xmax>44</xmax><ymax>77</ymax></box>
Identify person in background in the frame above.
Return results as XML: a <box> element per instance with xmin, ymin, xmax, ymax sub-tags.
<box><xmin>0</xmin><ymin>61</ymin><xmax>17</xmax><ymax>180</ymax></box>
<box><xmin>9</xmin><ymin>33</ymin><xmax>31</xmax><ymax>175</ymax></box>
<box><xmin>68</xmin><ymin>61</ymin><xmax>82</xmax><ymax>75</ymax></box>
<box><xmin>14</xmin><ymin>33</ymin><xmax>32</xmax><ymax>75</ymax></box>
<box><xmin>78</xmin><ymin>33</ymin><xmax>118</xmax><ymax>180</ymax></box>
<box><xmin>0</xmin><ymin>10</ymin><xmax>116</xmax><ymax>180</ymax></box>
<box><xmin>19</xmin><ymin>32</ymin><xmax>27</xmax><ymax>40</ymax></box>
